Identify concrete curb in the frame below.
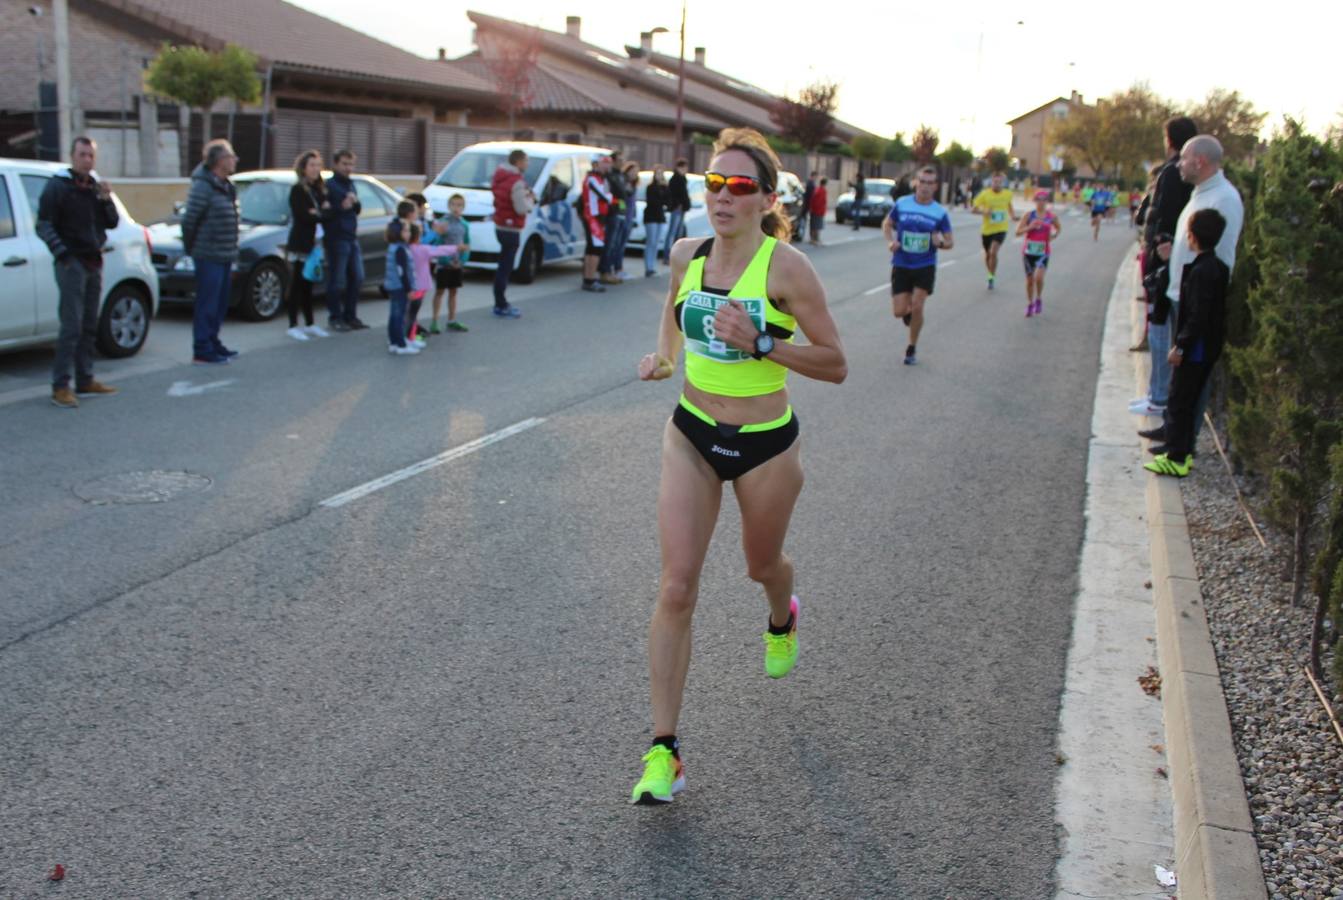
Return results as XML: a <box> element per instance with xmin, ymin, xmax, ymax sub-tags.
<box><xmin>1132</xmin><ymin>275</ymin><xmax>1267</xmax><ymax>899</ymax></box>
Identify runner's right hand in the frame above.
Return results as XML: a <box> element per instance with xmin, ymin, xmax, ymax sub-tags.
<box><xmin>638</xmin><ymin>353</ymin><xmax>674</xmax><ymax>381</ymax></box>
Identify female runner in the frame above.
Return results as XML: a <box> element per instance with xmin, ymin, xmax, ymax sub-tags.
<box><xmin>631</xmin><ymin>128</ymin><xmax>847</xmax><ymax>804</ymax></box>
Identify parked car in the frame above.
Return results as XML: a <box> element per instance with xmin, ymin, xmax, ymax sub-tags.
<box><xmin>835</xmin><ymin>178</ymin><xmax>897</xmax><ymax>226</ymax></box>
<box><xmin>423</xmin><ymin>141</ymin><xmax>611</xmax><ymax>284</ymax></box>
<box><xmin>625</xmin><ymin>171</ymin><xmax>710</xmax><ymax>252</ymax></box>
<box><xmin>148</xmin><ymin>170</ymin><xmax>403</xmax><ymax>320</ymax></box>
<box><xmin>0</xmin><ymin>158</ymin><xmax>159</xmax><ymax>357</ymax></box>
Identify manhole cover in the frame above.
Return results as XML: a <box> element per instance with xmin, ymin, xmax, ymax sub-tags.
<box><xmin>73</xmin><ymin>470</ymin><xmax>213</xmax><ymax>505</ymax></box>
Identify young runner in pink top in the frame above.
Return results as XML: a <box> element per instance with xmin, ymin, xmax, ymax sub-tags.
<box><xmin>1015</xmin><ymin>190</ymin><xmax>1062</xmax><ymax>318</ymax></box>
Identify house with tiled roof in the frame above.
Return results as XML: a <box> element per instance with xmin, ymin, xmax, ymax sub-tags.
<box><xmin>1007</xmin><ymin>92</ymin><xmax>1096</xmax><ymax>178</ymax></box>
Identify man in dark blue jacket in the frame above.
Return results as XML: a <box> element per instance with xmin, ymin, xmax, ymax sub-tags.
<box><xmin>37</xmin><ymin>136</ymin><xmax>120</xmax><ymax>407</ymax></box>
<box><xmin>323</xmin><ymin>150</ymin><xmax>366</xmax><ymax>331</ymax></box>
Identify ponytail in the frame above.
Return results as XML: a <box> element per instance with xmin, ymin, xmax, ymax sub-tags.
<box><xmin>760</xmin><ymin>199</ymin><xmax>793</xmax><ymax>242</ymax></box>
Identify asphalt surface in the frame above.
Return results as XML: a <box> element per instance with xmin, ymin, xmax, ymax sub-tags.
<box><xmin>0</xmin><ymin>209</ymin><xmax>1135</xmax><ymax>898</ymax></box>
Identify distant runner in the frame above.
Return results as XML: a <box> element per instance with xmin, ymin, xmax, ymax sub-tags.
<box><xmin>881</xmin><ymin>166</ymin><xmax>953</xmax><ymax>366</ymax></box>
<box><xmin>1016</xmin><ymin>189</ymin><xmax>1062</xmax><ymax>318</ymax></box>
<box><xmin>971</xmin><ymin>171</ymin><xmax>1017</xmax><ymax>290</ymax></box>
<box><xmin>1090</xmin><ymin>184</ymin><xmax>1112</xmax><ymax>241</ymax></box>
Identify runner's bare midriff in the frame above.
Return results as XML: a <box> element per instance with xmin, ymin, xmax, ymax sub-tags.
<box><xmin>684</xmin><ymin>382</ymin><xmax>789</xmax><ymax>426</ymax></box>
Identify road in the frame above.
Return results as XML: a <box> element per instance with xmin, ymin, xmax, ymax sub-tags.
<box><xmin>0</xmin><ymin>207</ymin><xmax>1136</xmax><ymax>898</ymax></box>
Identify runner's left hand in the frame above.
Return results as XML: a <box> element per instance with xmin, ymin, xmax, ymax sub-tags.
<box><xmin>713</xmin><ymin>300</ymin><xmax>759</xmax><ymax>352</ymax></box>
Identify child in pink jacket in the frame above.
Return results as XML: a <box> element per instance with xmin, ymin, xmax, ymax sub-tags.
<box><xmin>407</xmin><ymin>223</ymin><xmax>457</xmax><ymax>344</ymax></box>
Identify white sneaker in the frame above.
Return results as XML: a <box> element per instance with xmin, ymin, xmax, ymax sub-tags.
<box><xmin>305</xmin><ymin>324</ymin><xmax>329</xmax><ymax>337</ymax></box>
<box><xmin>412</xmin><ymin>335</ymin><xmax>427</xmax><ymax>348</ymax></box>
<box><xmin>287</xmin><ymin>326</ymin><xmax>310</xmax><ymax>341</ymax></box>
<box><xmin>1131</xmin><ymin>403</ymin><xmax>1166</xmax><ymax>416</ymax></box>
<box><xmin>389</xmin><ymin>343</ymin><xmax>419</xmax><ymax>355</ymax></box>
<box><xmin>1128</xmin><ymin>396</ymin><xmax>1150</xmax><ymax>408</ymax></box>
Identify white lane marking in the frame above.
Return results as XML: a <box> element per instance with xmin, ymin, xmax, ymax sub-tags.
<box><xmin>167</xmin><ymin>379</ymin><xmax>236</xmax><ymax>397</ymax></box>
<box><xmin>938</xmin><ymin>260</ymin><xmax>959</xmax><ymax>269</ymax></box>
<box><xmin>863</xmin><ymin>283</ymin><xmax>889</xmax><ymax>296</ymax></box>
<box><xmin>319</xmin><ymin>417</ymin><xmax>546</xmax><ymax>509</ymax></box>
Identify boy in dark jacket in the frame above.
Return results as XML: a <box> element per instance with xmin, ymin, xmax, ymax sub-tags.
<box><xmin>1145</xmin><ymin>208</ymin><xmax>1230</xmax><ymax>478</ymax></box>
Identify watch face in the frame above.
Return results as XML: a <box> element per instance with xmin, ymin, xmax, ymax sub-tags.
<box><xmin>755</xmin><ymin>334</ymin><xmax>774</xmax><ymax>356</ymax></box>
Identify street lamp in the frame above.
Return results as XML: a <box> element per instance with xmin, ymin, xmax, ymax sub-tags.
<box><xmin>647</xmin><ymin>2</ymin><xmax>686</xmax><ymax>159</ymax></box>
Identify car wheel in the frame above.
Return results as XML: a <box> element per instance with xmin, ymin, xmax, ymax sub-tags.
<box><xmin>96</xmin><ymin>283</ymin><xmax>151</xmax><ymax>358</ymax></box>
<box><xmin>512</xmin><ymin>237</ymin><xmax>543</xmax><ymax>285</ymax></box>
<box><xmin>239</xmin><ymin>259</ymin><xmax>287</xmax><ymax>320</ymax></box>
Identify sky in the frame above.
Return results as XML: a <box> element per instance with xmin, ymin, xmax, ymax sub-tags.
<box><xmin>291</xmin><ymin>0</ymin><xmax>1342</xmax><ymax>153</ymax></box>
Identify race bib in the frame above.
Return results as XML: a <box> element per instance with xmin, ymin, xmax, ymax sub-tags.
<box><xmin>989</xmin><ymin>210</ymin><xmax>1006</xmax><ymax>223</ymax></box>
<box><xmin>1025</xmin><ymin>239</ymin><xmax>1048</xmax><ymax>256</ymax></box>
<box><xmin>681</xmin><ymin>292</ymin><xmax>765</xmax><ymax>363</ymax></box>
<box><xmin>901</xmin><ymin>231</ymin><xmax>931</xmax><ymax>254</ymax></box>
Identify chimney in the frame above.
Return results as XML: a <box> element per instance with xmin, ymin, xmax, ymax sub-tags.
<box><xmin>640</xmin><ymin>31</ymin><xmax>653</xmax><ymax>54</ymax></box>
<box><xmin>438</xmin><ymin>47</ymin><xmax>446</xmax><ymax>61</ymax></box>
<box><xmin>566</xmin><ymin>16</ymin><xmax>581</xmax><ymax>39</ymax></box>
<box><xmin>693</xmin><ymin>46</ymin><xmax>706</xmax><ymax>66</ymax></box>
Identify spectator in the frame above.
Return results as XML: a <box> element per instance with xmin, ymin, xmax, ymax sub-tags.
<box><xmin>850</xmin><ymin>171</ymin><xmax>866</xmax><ymax>230</ymax></box>
<box><xmin>799</xmin><ymin>170</ymin><xmax>818</xmax><ymax>242</ymax></box>
<box><xmin>405</xmin><ymin>222</ymin><xmax>457</xmax><ymax>346</ymax></box>
<box><xmin>382</xmin><ymin>220</ymin><xmax>417</xmax><ymax>355</ymax></box>
<box><xmin>1130</xmin><ymin>116</ymin><xmax>1197</xmax><ymax>417</ymax></box>
<box><xmin>398</xmin><ymin>193</ymin><xmax>440</xmax><ymax>341</ymax></box>
<box><xmin>490</xmin><ymin>148</ymin><xmax>533</xmax><ymax>318</ymax></box>
<box><xmin>430</xmin><ymin>193</ymin><xmax>471</xmax><ymax>332</ymax></box>
<box><xmin>1142</xmin><ymin>135</ymin><xmax>1244</xmax><ymax>447</ymax></box>
<box><xmin>663</xmin><ymin>158</ymin><xmax>691</xmax><ymax>261</ymax></box>
<box><xmin>284</xmin><ymin>149</ymin><xmax>330</xmax><ymax>342</ymax></box>
<box><xmin>1145</xmin><ymin>208</ymin><xmax>1230</xmax><ymax>477</ymax></box>
<box><xmin>600</xmin><ymin>151</ymin><xmax>629</xmax><ymax>285</ymax></box>
<box><xmin>323</xmin><ymin>149</ymin><xmax>367</xmax><ymax>332</ymax></box>
<box><xmin>809</xmin><ymin>176</ymin><xmax>828</xmax><ymax>245</ymax></box>
<box><xmin>37</xmin><ymin>135</ymin><xmax>120</xmax><ymax>407</ymax></box>
<box><xmin>580</xmin><ymin>155</ymin><xmax>613</xmax><ymax>292</ymax></box>
<box><xmin>643</xmin><ymin>164</ymin><xmax>669</xmax><ymax>277</ymax></box>
<box><xmin>614</xmin><ymin>160</ymin><xmax>640</xmax><ymax>281</ymax></box>
<box><xmin>181</xmin><ymin>138</ymin><xmax>241</xmax><ymax>365</ymax></box>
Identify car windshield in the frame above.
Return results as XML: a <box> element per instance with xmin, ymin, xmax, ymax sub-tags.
<box><xmin>434</xmin><ymin>152</ymin><xmax>546</xmax><ymax>189</ymax></box>
<box><xmin>235</xmin><ymin>179</ymin><xmax>290</xmax><ymax>225</ymax></box>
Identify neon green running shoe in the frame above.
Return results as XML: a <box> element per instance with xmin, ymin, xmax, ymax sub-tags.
<box><xmin>428</xmin><ymin>321</ymin><xmax>442</xmax><ymax>335</ymax></box>
<box><xmin>763</xmin><ymin>595</ymin><xmax>800</xmax><ymax>679</ymax></box>
<box><xmin>447</xmin><ymin>320</ymin><xmax>469</xmax><ymax>332</ymax></box>
<box><xmin>1144</xmin><ymin>453</ymin><xmax>1192</xmax><ymax>478</ymax></box>
<box><xmin>630</xmin><ymin>745</ymin><xmax>685</xmax><ymax>805</ymax></box>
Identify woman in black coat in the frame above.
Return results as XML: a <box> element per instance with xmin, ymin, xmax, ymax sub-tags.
<box><xmin>285</xmin><ymin>150</ymin><xmax>330</xmax><ymax>338</ymax></box>
<box><xmin>643</xmin><ymin>165</ymin><xmax>669</xmax><ymax>277</ymax></box>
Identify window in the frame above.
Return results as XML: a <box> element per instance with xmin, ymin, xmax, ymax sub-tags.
<box><xmin>539</xmin><ymin>158</ymin><xmax>574</xmax><ymax>205</ymax></box>
<box><xmin>354</xmin><ymin>180</ymin><xmax>386</xmax><ymax>219</ymax></box>
<box><xmin>0</xmin><ymin>177</ymin><xmax>15</xmax><ymax>240</ymax></box>
<box><xmin>433</xmin><ymin>152</ymin><xmax>545</xmax><ymax>190</ymax></box>
<box><xmin>235</xmin><ymin>179</ymin><xmax>289</xmax><ymax>225</ymax></box>
<box><xmin>20</xmin><ymin>174</ymin><xmax>51</xmax><ymax>220</ymax></box>
<box><xmin>687</xmin><ymin>176</ymin><xmax>706</xmax><ymax>209</ymax></box>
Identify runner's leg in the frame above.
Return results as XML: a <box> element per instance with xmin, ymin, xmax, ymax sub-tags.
<box><xmin>734</xmin><ymin>441</ymin><xmax>804</xmax><ymax>628</ymax></box>
<box><xmin>909</xmin><ymin>288</ymin><xmax>929</xmax><ymax>345</ymax></box>
<box><xmin>649</xmin><ymin>421</ymin><xmax>724</xmax><ymax>737</ymax></box>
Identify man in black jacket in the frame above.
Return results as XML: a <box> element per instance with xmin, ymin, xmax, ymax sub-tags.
<box><xmin>663</xmin><ymin>158</ymin><xmax>691</xmax><ymax>262</ymax></box>
<box><xmin>323</xmin><ymin>149</ymin><xmax>366</xmax><ymax>330</ymax></box>
<box><xmin>1145</xmin><ymin>208</ymin><xmax>1229</xmax><ymax>477</ymax></box>
<box><xmin>1132</xmin><ymin>116</ymin><xmax>1197</xmax><ymax>416</ymax></box>
<box><xmin>37</xmin><ymin>136</ymin><xmax>119</xmax><ymax>408</ymax></box>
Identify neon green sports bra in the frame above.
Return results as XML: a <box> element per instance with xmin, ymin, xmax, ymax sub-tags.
<box><xmin>674</xmin><ymin>237</ymin><xmax>796</xmax><ymax>397</ymax></box>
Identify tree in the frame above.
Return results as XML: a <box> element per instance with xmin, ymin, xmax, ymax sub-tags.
<box><xmin>851</xmin><ymin>135</ymin><xmax>888</xmax><ymax>170</ymax></box>
<box><xmin>482</xmin><ymin>28</ymin><xmax>542</xmax><ymax>134</ymax></box>
<box><xmin>770</xmin><ymin>80</ymin><xmax>838</xmax><ymax>153</ymax></box>
<box><xmin>145</xmin><ymin>43</ymin><xmax>261</xmax><ymax>152</ymax></box>
<box><xmin>1048</xmin><ymin>83</ymin><xmax>1173</xmax><ymax>181</ymax></box>
<box><xmin>1228</xmin><ymin>121</ymin><xmax>1343</xmax><ymax>606</ymax></box>
<box><xmin>910</xmin><ymin>125</ymin><xmax>939</xmax><ymax>165</ymax></box>
<box><xmin>938</xmin><ymin>140</ymin><xmax>974</xmax><ymax>191</ymax></box>
<box><xmin>982</xmin><ymin>146</ymin><xmax>1011</xmax><ymax>173</ymax></box>
<box><xmin>885</xmin><ymin>132</ymin><xmax>912</xmax><ymax>163</ymax></box>
<box><xmin>1189</xmin><ymin>89</ymin><xmax>1267</xmax><ymax>163</ymax></box>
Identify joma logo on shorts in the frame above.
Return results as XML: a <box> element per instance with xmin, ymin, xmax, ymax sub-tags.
<box><xmin>710</xmin><ymin>445</ymin><xmax>741</xmax><ymax>457</ymax></box>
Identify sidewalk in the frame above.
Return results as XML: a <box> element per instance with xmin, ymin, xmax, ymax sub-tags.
<box><xmin>1053</xmin><ymin>252</ymin><xmax>1264</xmax><ymax>898</ymax></box>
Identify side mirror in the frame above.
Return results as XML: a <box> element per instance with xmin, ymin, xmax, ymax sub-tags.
<box><xmin>172</xmin><ymin>200</ymin><xmax>186</xmax><ymax>215</ymax></box>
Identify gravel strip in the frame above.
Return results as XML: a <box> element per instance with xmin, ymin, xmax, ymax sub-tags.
<box><xmin>1182</xmin><ymin>429</ymin><xmax>1343</xmax><ymax>899</ymax></box>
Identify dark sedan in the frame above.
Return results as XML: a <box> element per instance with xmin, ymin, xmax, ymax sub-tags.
<box><xmin>149</xmin><ymin>171</ymin><xmax>403</xmax><ymax>320</ymax></box>
<box><xmin>835</xmin><ymin>178</ymin><xmax>896</xmax><ymax>227</ymax></box>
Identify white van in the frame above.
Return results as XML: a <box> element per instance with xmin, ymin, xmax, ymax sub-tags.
<box><xmin>423</xmin><ymin>141</ymin><xmax>610</xmax><ymax>284</ymax></box>
<box><xmin>0</xmin><ymin>158</ymin><xmax>159</xmax><ymax>357</ymax></box>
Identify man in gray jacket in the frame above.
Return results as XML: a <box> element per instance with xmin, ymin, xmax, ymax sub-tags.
<box><xmin>181</xmin><ymin>139</ymin><xmax>240</xmax><ymax>364</ymax></box>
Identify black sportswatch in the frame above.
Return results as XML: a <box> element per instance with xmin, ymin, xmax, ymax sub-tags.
<box><xmin>752</xmin><ymin>332</ymin><xmax>775</xmax><ymax>360</ymax></box>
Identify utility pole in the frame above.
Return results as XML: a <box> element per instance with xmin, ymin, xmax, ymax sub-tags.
<box><xmin>54</xmin><ymin>0</ymin><xmax>72</xmax><ymax>160</ymax></box>
<box><xmin>674</xmin><ymin>0</ymin><xmax>685</xmax><ymax>160</ymax></box>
